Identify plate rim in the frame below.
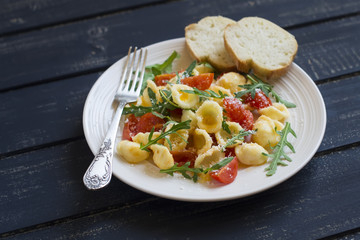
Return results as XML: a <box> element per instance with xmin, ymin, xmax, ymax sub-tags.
<box><xmin>83</xmin><ymin>37</ymin><xmax>327</xmax><ymax>202</ymax></box>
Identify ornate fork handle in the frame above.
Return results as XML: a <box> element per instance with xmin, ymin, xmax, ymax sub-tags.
<box><xmin>83</xmin><ymin>101</ymin><xmax>126</xmax><ymax>190</ymax></box>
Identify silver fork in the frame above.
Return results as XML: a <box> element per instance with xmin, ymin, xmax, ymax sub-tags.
<box><xmin>83</xmin><ymin>47</ymin><xmax>148</xmax><ymax>190</ymax></box>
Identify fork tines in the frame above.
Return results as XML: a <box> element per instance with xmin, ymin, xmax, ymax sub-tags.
<box><xmin>118</xmin><ymin>47</ymin><xmax>148</xmax><ymax>95</ymax></box>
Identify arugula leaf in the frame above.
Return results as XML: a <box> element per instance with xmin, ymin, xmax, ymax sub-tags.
<box><xmin>140</xmin><ymin>51</ymin><xmax>180</xmax><ymax>94</ymax></box>
<box><xmin>123</xmin><ymin>88</ymin><xmax>177</xmax><ymax>117</ymax></box>
<box><xmin>181</xmin><ymin>60</ymin><xmax>197</xmax><ymax>79</ymax></box>
<box><xmin>222</xmin><ymin>120</ymin><xmax>231</xmax><ymax>134</ymax></box>
<box><xmin>159</xmin><ymin>157</ymin><xmax>234</xmax><ymax>182</ymax></box>
<box><xmin>263</xmin><ymin>122</ymin><xmax>297</xmax><ymax>176</ymax></box>
<box><xmin>181</xmin><ymin>88</ymin><xmax>228</xmax><ymax>99</ymax></box>
<box><xmin>140</xmin><ymin>120</ymin><xmax>191</xmax><ymax>151</ymax></box>
<box><xmin>234</xmin><ymin>74</ymin><xmax>296</xmax><ymax>108</ymax></box>
<box><xmin>222</xmin><ymin>129</ymin><xmax>256</xmax><ymax>151</ymax></box>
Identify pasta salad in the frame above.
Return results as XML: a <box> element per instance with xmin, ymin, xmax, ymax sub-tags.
<box><xmin>116</xmin><ymin>51</ymin><xmax>296</xmax><ymax>185</ymax></box>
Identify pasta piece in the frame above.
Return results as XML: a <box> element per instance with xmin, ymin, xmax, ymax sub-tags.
<box><xmin>116</xmin><ymin>140</ymin><xmax>150</xmax><ymax>163</ymax></box>
<box><xmin>181</xmin><ymin>110</ymin><xmax>198</xmax><ymax>132</ymax></box>
<box><xmin>194</xmin><ymin>146</ymin><xmax>225</xmax><ymax>168</ymax></box>
<box><xmin>141</xmin><ymin>80</ymin><xmax>161</xmax><ymax>106</ymax></box>
<box><xmin>171</xmin><ymin>84</ymin><xmax>200</xmax><ymax>109</ymax></box>
<box><xmin>258</xmin><ymin>102</ymin><xmax>290</xmax><ymax>122</ymax></box>
<box><xmin>208</xmin><ymin>84</ymin><xmax>232</xmax><ymax>105</ymax></box>
<box><xmin>235</xmin><ymin>143</ymin><xmax>268</xmax><ymax>165</ymax></box>
<box><xmin>196</xmin><ymin>100</ymin><xmax>223</xmax><ymax>133</ymax></box>
<box><xmin>215</xmin><ymin>121</ymin><xmax>243</xmax><ymax>147</ymax></box>
<box><xmin>192</xmin><ymin>63</ymin><xmax>215</xmax><ymax>75</ymax></box>
<box><xmin>132</xmin><ymin>132</ymin><xmax>164</xmax><ymax>145</ymax></box>
<box><xmin>192</xmin><ymin>129</ymin><xmax>213</xmax><ymax>154</ymax></box>
<box><xmin>150</xmin><ymin>144</ymin><xmax>174</xmax><ymax>169</ymax></box>
<box><xmin>216</xmin><ymin>72</ymin><xmax>248</xmax><ymax>94</ymax></box>
<box><xmin>252</xmin><ymin>115</ymin><xmax>284</xmax><ymax>150</ymax></box>
<box><xmin>163</xmin><ymin>123</ymin><xmax>189</xmax><ymax>151</ymax></box>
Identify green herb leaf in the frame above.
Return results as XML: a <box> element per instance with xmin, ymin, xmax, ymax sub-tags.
<box><xmin>234</xmin><ymin>74</ymin><xmax>296</xmax><ymax>108</ymax></box>
<box><xmin>181</xmin><ymin>88</ymin><xmax>228</xmax><ymax>99</ymax></box>
<box><xmin>203</xmin><ymin>157</ymin><xmax>234</xmax><ymax>174</ymax></box>
<box><xmin>263</xmin><ymin>122</ymin><xmax>297</xmax><ymax>176</ymax></box>
<box><xmin>140</xmin><ymin>120</ymin><xmax>191</xmax><ymax>150</ymax></box>
<box><xmin>222</xmin><ymin>120</ymin><xmax>231</xmax><ymax>134</ymax></box>
<box><xmin>222</xmin><ymin>129</ymin><xmax>256</xmax><ymax>151</ymax></box>
<box><xmin>140</xmin><ymin>51</ymin><xmax>180</xmax><ymax>94</ymax></box>
<box><xmin>159</xmin><ymin>157</ymin><xmax>234</xmax><ymax>182</ymax></box>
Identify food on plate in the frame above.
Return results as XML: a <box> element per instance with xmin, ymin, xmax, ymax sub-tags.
<box><xmin>224</xmin><ymin>16</ymin><xmax>298</xmax><ymax>79</ymax></box>
<box><xmin>117</xmin><ymin>49</ymin><xmax>297</xmax><ymax>185</ymax></box>
<box><xmin>185</xmin><ymin>16</ymin><xmax>236</xmax><ymax>71</ymax></box>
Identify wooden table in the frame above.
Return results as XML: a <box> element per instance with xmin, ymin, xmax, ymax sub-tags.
<box><xmin>1</xmin><ymin>0</ymin><xmax>360</xmax><ymax>239</ymax></box>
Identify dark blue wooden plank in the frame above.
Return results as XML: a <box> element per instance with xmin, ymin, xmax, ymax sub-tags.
<box><xmin>0</xmin><ymin>0</ymin><xmax>360</xmax><ymax>90</ymax></box>
<box><xmin>318</xmin><ymin>76</ymin><xmax>360</xmax><ymax>151</ymax></box>
<box><xmin>2</xmin><ymin>144</ymin><xmax>359</xmax><ymax>239</ymax></box>
<box><xmin>0</xmin><ymin>139</ymin><xmax>150</xmax><ymax>234</ymax></box>
<box><xmin>0</xmin><ymin>0</ymin><xmax>167</xmax><ymax>35</ymax></box>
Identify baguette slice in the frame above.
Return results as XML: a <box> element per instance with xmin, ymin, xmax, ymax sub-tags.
<box><xmin>185</xmin><ymin>16</ymin><xmax>236</xmax><ymax>71</ymax></box>
<box><xmin>224</xmin><ymin>17</ymin><xmax>298</xmax><ymax>79</ymax></box>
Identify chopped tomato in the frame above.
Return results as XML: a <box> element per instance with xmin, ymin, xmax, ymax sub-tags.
<box><xmin>243</xmin><ymin>89</ymin><xmax>272</xmax><ymax>109</ymax></box>
<box><xmin>223</xmin><ymin>98</ymin><xmax>254</xmax><ymax>130</ymax></box>
<box><xmin>171</xmin><ymin>150</ymin><xmax>197</xmax><ymax>167</ymax></box>
<box><xmin>169</xmin><ymin>108</ymin><xmax>183</xmax><ymax>119</ymax></box>
<box><xmin>181</xmin><ymin>73</ymin><xmax>214</xmax><ymax>90</ymax></box>
<box><xmin>122</xmin><ymin>114</ymin><xmax>139</xmax><ymax>140</ymax></box>
<box><xmin>154</xmin><ymin>73</ymin><xmax>176</xmax><ymax>86</ymax></box>
<box><xmin>122</xmin><ymin>113</ymin><xmax>164</xmax><ymax>140</ymax></box>
<box><xmin>137</xmin><ymin>112</ymin><xmax>165</xmax><ymax>133</ymax></box>
<box><xmin>210</xmin><ymin>157</ymin><xmax>239</xmax><ymax>184</ymax></box>
<box><xmin>224</xmin><ymin>148</ymin><xmax>236</xmax><ymax>157</ymax></box>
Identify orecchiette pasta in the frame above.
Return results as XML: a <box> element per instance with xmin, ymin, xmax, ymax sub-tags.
<box><xmin>215</xmin><ymin>121</ymin><xmax>243</xmax><ymax>147</ymax></box>
<box><xmin>258</xmin><ymin>102</ymin><xmax>290</xmax><ymax>122</ymax></box>
<box><xmin>191</xmin><ymin>128</ymin><xmax>213</xmax><ymax>154</ymax></box>
<box><xmin>208</xmin><ymin>84</ymin><xmax>232</xmax><ymax>105</ymax></box>
<box><xmin>140</xmin><ymin>80</ymin><xmax>162</xmax><ymax>107</ymax></box>
<box><xmin>252</xmin><ymin>115</ymin><xmax>284</xmax><ymax>150</ymax></box>
<box><xmin>194</xmin><ymin>146</ymin><xmax>225</xmax><ymax>168</ymax></box>
<box><xmin>181</xmin><ymin>110</ymin><xmax>197</xmax><ymax>132</ymax></box>
<box><xmin>196</xmin><ymin>100</ymin><xmax>223</xmax><ymax>133</ymax></box>
<box><xmin>149</xmin><ymin>144</ymin><xmax>174</xmax><ymax>169</ymax></box>
<box><xmin>235</xmin><ymin>143</ymin><xmax>268</xmax><ymax>165</ymax></box>
<box><xmin>132</xmin><ymin>132</ymin><xmax>164</xmax><ymax>145</ymax></box>
<box><xmin>192</xmin><ymin>63</ymin><xmax>215</xmax><ymax>75</ymax></box>
<box><xmin>216</xmin><ymin>72</ymin><xmax>248</xmax><ymax>94</ymax></box>
<box><xmin>117</xmin><ymin>140</ymin><xmax>150</xmax><ymax>163</ymax></box>
<box><xmin>171</xmin><ymin>84</ymin><xmax>200</xmax><ymax>109</ymax></box>
<box><xmin>163</xmin><ymin>124</ymin><xmax>189</xmax><ymax>151</ymax></box>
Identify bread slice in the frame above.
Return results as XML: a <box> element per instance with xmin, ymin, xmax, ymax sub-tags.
<box><xmin>224</xmin><ymin>17</ymin><xmax>298</xmax><ymax>79</ymax></box>
<box><xmin>185</xmin><ymin>16</ymin><xmax>236</xmax><ymax>71</ymax></box>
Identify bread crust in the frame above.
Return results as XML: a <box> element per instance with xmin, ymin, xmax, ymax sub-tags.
<box><xmin>185</xmin><ymin>16</ymin><xmax>237</xmax><ymax>72</ymax></box>
<box><xmin>224</xmin><ymin>17</ymin><xmax>298</xmax><ymax>79</ymax></box>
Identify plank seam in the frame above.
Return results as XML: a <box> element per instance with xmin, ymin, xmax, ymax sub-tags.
<box><xmin>0</xmin><ymin>0</ymin><xmax>180</xmax><ymax>38</ymax></box>
<box><xmin>0</xmin><ymin>197</ymin><xmax>158</xmax><ymax>238</ymax></box>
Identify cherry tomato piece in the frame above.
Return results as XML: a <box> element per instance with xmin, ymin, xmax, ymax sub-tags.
<box><xmin>181</xmin><ymin>73</ymin><xmax>214</xmax><ymax>90</ymax></box>
<box><xmin>243</xmin><ymin>89</ymin><xmax>272</xmax><ymax>109</ymax></box>
<box><xmin>122</xmin><ymin>113</ymin><xmax>165</xmax><ymax>140</ymax></box>
<box><xmin>122</xmin><ymin>114</ymin><xmax>139</xmax><ymax>140</ymax></box>
<box><xmin>223</xmin><ymin>98</ymin><xmax>254</xmax><ymax>130</ymax></box>
<box><xmin>171</xmin><ymin>150</ymin><xmax>198</xmax><ymax>167</ymax></box>
<box><xmin>210</xmin><ymin>157</ymin><xmax>239</xmax><ymax>184</ymax></box>
<box><xmin>137</xmin><ymin>112</ymin><xmax>165</xmax><ymax>133</ymax></box>
<box><xmin>154</xmin><ymin>73</ymin><xmax>176</xmax><ymax>86</ymax></box>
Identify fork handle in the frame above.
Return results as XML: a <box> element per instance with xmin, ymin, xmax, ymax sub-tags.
<box><xmin>83</xmin><ymin>101</ymin><xmax>126</xmax><ymax>190</ymax></box>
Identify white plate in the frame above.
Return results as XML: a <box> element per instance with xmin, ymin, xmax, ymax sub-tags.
<box><xmin>83</xmin><ymin>38</ymin><xmax>326</xmax><ymax>202</ymax></box>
